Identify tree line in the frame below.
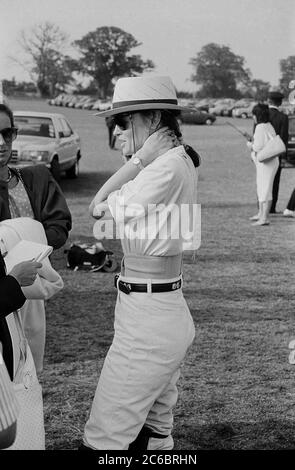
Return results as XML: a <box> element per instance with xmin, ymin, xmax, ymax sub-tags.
<box><xmin>5</xmin><ymin>22</ymin><xmax>295</xmax><ymax>100</ymax></box>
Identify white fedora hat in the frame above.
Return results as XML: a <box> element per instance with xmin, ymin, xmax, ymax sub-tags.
<box><xmin>96</xmin><ymin>75</ymin><xmax>188</xmax><ymax>117</ymax></box>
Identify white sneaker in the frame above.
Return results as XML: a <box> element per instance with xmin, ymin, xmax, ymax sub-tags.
<box><xmin>283</xmin><ymin>209</ymin><xmax>295</xmax><ymax>218</ymax></box>
<box><xmin>147</xmin><ymin>435</ymin><xmax>174</xmax><ymax>450</ymax></box>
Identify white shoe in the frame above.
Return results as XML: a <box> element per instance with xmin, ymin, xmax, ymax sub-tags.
<box><xmin>249</xmin><ymin>214</ymin><xmax>260</xmax><ymax>221</ymax></box>
<box><xmin>147</xmin><ymin>435</ymin><xmax>174</xmax><ymax>450</ymax></box>
<box><xmin>283</xmin><ymin>209</ymin><xmax>295</xmax><ymax>218</ymax></box>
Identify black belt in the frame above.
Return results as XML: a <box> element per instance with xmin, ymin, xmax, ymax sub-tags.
<box><xmin>114</xmin><ymin>274</ymin><xmax>182</xmax><ymax>295</ymax></box>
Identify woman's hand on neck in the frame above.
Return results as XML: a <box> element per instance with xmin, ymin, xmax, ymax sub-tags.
<box><xmin>136</xmin><ymin>127</ymin><xmax>178</xmax><ymax>168</ymax></box>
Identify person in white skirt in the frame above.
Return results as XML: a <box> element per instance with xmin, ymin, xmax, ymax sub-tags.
<box><xmin>82</xmin><ymin>75</ymin><xmax>200</xmax><ymax>451</ymax></box>
<box><xmin>247</xmin><ymin>103</ymin><xmax>279</xmax><ymax>226</ymax></box>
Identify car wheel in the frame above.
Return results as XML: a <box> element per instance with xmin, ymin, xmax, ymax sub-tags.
<box><xmin>50</xmin><ymin>158</ymin><xmax>61</xmax><ymax>183</ymax></box>
<box><xmin>241</xmin><ymin>113</ymin><xmax>247</xmax><ymax>119</ymax></box>
<box><xmin>66</xmin><ymin>159</ymin><xmax>79</xmax><ymax>179</ymax></box>
<box><xmin>205</xmin><ymin>119</ymin><xmax>213</xmax><ymax>125</ymax></box>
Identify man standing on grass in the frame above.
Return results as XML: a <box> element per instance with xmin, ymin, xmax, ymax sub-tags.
<box><xmin>267</xmin><ymin>91</ymin><xmax>289</xmax><ymax>214</ymax></box>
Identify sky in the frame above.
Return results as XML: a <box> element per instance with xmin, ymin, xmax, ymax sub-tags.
<box><xmin>0</xmin><ymin>0</ymin><xmax>294</xmax><ymax>92</ymax></box>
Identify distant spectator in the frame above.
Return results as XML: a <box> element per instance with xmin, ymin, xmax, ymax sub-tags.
<box><xmin>283</xmin><ymin>189</ymin><xmax>295</xmax><ymax>217</ymax></box>
<box><xmin>267</xmin><ymin>91</ymin><xmax>289</xmax><ymax>213</ymax></box>
<box><xmin>247</xmin><ymin>103</ymin><xmax>279</xmax><ymax>226</ymax></box>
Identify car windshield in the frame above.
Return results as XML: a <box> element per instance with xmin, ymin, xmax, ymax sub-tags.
<box><xmin>14</xmin><ymin>116</ymin><xmax>55</xmax><ymax>138</ymax></box>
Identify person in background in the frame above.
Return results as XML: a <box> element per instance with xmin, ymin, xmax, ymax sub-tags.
<box><xmin>247</xmin><ymin>103</ymin><xmax>279</xmax><ymax>226</ymax></box>
<box><xmin>283</xmin><ymin>189</ymin><xmax>295</xmax><ymax>217</ymax></box>
<box><xmin>267</xmin><ymin>91</ymin><xmax>289</xmax><ymax>213</ymax></box>
<box><xmin>0</xmin><ymin>351</ymin><xmax>19</xmax><ymax>450</ymax></box>
<box><xmin>0</xmin><ymin>103</ymin><xmax>72</xmax><ymax>372</ymax></box>
<box><xmin>82</xmin><ymin>75</ymin><xmax>199</xmax><ymax>451</ymax></box>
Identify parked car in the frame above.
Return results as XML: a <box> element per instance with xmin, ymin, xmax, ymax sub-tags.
<box><xmin>232</xmin><ymin>102</ymin><xmax>256</xmax><ymax>118</ymax></box>
<box><xmin>83</xmin><ymin>98</ymin><xmax>98</xmax><ymax>110</ymax></box>
<box><xmin>209</xmin><ymin>99</ymin><xmax>236</xmax><ymax>116</ymax></box>
<box><xmin>75</xmin><ymin>97</ymin><xmax>90</xmax><ymax>109</ymax></box>
<box><xmin>10</xmin><ymin>111</ymin><xmax>81</xmax><ymax>182</ymax></box>
<box><xmin>48</xmin><ymin>94</ymin><xmax>66</xmax><ymax>106</ymax></box>
<box><xmin>179</xmin><ymin>108</ymin><xmax>216</xmax><ymax>125</ymax></box>
<box><xmin>92</xmin><ymin>99</ymin><xmax>111</xmax><ymax>111</ymax></box>
<box><xmin>282</xmin><ymin>115</ymin><xmax>295</xmax><ymax>167</ymax></box>
<box><xmin>227</xmin><ymin>99</ymin><xmax>252</xmax><ymax>117</ymax></box>
<box><xmin>67</xmin><ymin>96</ymin><xmax>82</xmax><ymax>108</ymax></box>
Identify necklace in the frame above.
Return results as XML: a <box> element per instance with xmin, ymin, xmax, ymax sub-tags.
<box><xmin>0</xmin><ymin>167</ymin><xmax>13</xmax><ymax>183</ymax></box>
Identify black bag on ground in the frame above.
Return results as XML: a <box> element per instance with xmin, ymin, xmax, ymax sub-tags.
<box><xmin>65</xmin><ymin>243</ymin><xmax>117</xmax><ymax>272</ymax></box>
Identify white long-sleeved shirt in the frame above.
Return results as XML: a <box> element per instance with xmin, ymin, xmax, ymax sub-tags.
<box><xmin>108</xmin><ymin>145</ymin><xmax>200</xmax><ymax>256</ymax></box>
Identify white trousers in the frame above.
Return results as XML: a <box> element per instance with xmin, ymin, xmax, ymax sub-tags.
<box><xmin>83</xmin><ymin>278</ymin><xmax>195</xmax><ymax>450</ymax></box>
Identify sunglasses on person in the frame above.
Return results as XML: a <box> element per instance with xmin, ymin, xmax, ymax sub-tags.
<box><xmin>0</xmin><ymin>127</ymin><xmax>18</xmax><ymax>144</ymax></box>
<box><xmin>112</xmin><ymin>113</ymin><xmax>133</xmax><ymax>131</ymax></box>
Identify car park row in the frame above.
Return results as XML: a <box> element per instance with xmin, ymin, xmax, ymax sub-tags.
<box><xmin>48</xmin><ymin>93</ymin><xmax>295</xmax><ymax>120</ymax></box>
<box><xmin>8</xmin><ymin>104</ymin><xmax>295</xmax><ymax>179</ymax></box>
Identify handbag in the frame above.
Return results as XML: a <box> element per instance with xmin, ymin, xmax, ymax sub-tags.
<box><xmin>6</xmin><ymin>311</ymin><xmax>45</xmax><ymax>450</ymax></box>
<box><xmin>256</xmin><ymin>132</ymin><xmax>286</xmax><ymax>162</ymax></box>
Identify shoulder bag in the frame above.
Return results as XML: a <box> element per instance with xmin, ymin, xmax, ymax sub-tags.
<box><xmin>256</xmin><ymin>130</ymin><xmax>286</xmax><ymax>162</ymax></box>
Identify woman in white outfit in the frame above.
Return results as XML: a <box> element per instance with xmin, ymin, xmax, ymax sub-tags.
<box><xmin>82</xmin><ymin>76</ymin><xmax>199</xmax><ymax>451</ymax></box>
<box><xmin>247</xmin><ymin>103</ymin><xmax>279</xmax><ymax>226</ymax></box>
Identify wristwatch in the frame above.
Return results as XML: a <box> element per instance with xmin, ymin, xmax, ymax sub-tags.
<box><xmin>131</xmin><ymin>155</ymin><xmax>145</xmax><ymax>170</ymax></box>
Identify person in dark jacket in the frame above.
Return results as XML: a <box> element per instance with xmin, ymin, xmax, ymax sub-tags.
<box><xmin>0</xmin><ymin>104</ymin><xmax>72</xmax><ymax>247</ymax></box>
<box><xmin>267</xmin><ymin>91</ymin><xmax>289</xmax><ymax>213</ymax></box>
<box><xmin>283</xmin><ymin>189</ymin><xmax>295</xmax><ymax>217</ymax></box>
<box><xmin>0</xmin><ymin>102</ymin><xmax>71</xmax><ymax>371</ymax></box>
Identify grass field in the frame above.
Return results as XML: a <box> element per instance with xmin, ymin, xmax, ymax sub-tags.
<box><xmin>10</xmin><ymin>99</ymin><xmax>295</xmax><ymax>449</ymax></box>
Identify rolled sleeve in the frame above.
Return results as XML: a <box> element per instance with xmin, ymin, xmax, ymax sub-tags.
<box><xmin>107</xmin><ymin>160</ymin><xmax>179</xmax><ymax>224</ymax></box>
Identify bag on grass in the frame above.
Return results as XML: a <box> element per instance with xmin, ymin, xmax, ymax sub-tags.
<box><xmin>65</xmin><ymin>243</ymin><xmax>117</xmax><ymax>272</ymax></box>
<box><xmin>257</xmin><ymin>133</ymin><xmax>286</xmax><ymax>162</ymax></box>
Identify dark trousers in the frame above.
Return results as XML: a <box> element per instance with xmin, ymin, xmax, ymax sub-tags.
<box><xmin>270</xmin><ymin>164</ymin><xmax>282</xmax><ymax>213</ymax></box>
<box><xmin>287</xmin><ymin>188</ymin><xmax>295</xmax><ymax>211</ymax></box>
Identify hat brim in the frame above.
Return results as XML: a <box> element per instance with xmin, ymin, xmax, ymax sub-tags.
<box><xmin>95</xmin><ymin>102</ymin><xmax>189</xmax><ymax>117</ymax></box>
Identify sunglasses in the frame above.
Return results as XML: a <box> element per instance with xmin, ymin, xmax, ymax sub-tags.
<box><xmin>0</xmin><ymin>127</ymin><xmax>18</xmax><ymax>144</ymax></box>
<box><xmin>112</xmin><ymin>113</ymin><xmax>133</xmax><ymax>131</ymax></box>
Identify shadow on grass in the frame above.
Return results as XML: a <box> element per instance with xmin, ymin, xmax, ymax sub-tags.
<box><xmin>44</xmin><ymin>418</ymin><xmax>295</xmax><ymax>450</ymax></box>
<box><xmin>176</xmin><ymin>420</ymin><xmax>295</xmax><ymax>449</ymax></box>
<box><xmin>45</xmin><ymin>287</ymin><xmax>116</xmax><ymax>364</ymax></box>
